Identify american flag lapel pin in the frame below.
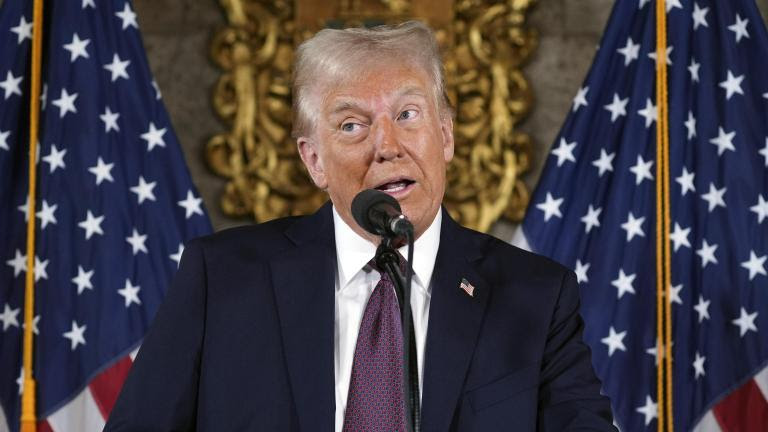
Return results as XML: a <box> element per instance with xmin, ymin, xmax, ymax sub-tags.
<box><xmin>459</xmin><ymin>278</ymin><xmax>476</xmax><ymax>297</ymax></box>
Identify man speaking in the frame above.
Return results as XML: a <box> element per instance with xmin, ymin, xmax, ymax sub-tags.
<box><xmin>105</xmin><ymin>21</ymin><xmax>614</xmax><ymax>431</ymax></box>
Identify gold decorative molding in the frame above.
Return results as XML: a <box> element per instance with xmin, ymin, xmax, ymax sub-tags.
<box><xmin>208</xmin><ymin>0</ymin><xmax>536</xmax><ymax>232</ymax></box>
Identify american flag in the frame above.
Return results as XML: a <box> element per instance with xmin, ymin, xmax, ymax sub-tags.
<box><xmin>0</xmin><ymin>1</ymin><xmax>212</xmax><ymax>431</ymax></box>
<box><xmin>516</xmin><ymin>0</ymin><xmax>768</xmax><ymax>430</ymax></box>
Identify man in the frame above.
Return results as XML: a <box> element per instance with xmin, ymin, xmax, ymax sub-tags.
<box><xmin>106</xmin><ymin>21</ymin><xmax>614</xmax><ymax>431</ymax></box>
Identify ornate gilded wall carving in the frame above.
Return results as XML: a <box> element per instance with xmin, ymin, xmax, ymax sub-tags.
<box><xmin>208</xmin><ymin>0</ymin><xmax>536</xmax><ymax>232</ymax></box>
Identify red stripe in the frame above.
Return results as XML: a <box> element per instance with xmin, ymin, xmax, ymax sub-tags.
<box><xmin>713</xmin><ymin>379</ymin><xmax>768</xmax><ymax>432</ymax></box>
<box><xmin>87</xmin><ymin>356</ymin><xmax>133</xmax><ymax>419</ymax></box>
<box><xmin>37</xmin><ymin>420</ymin><xmax>53</xmax><ymax>432</ymax></box>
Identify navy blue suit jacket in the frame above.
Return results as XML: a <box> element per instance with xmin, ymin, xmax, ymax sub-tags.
<box><xmin>105</xmin><ymin>203</ymin><xmax>615</xmax><ymax>431</ymax></box>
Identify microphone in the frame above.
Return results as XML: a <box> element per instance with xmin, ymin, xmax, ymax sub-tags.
<box><xmin>351</xmin><ymin>189</ymin><xmax>414</xmax><ymax>237</ymax></box>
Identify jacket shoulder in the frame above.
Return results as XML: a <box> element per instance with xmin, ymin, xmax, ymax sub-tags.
<box><xmin>188</xmin><ymin>215</ymin><xmax>301</xmax><ymax>261</ymax></box>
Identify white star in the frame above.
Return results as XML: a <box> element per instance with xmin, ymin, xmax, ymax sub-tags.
<box><xmin>170</xmin><ymin>243</ymin><xmax>184</xmax><ymax>267</ymax></box>
<box><xmin>535</xmin><ymin>192</ymin><xmax>563</xmax><ymax>222</ymax></box>
<box><xmin>688</xmin><ymin>59</ymin><xmax>701</xmax><ymax>83</ymax></box>
<box><xmin>126</xmin><ymin>228</ymin><xmax>148</xmax><ymax>255</ymax></box>
<box><xmin>751</xmin><ymin>195</ymin><xmax>768</xmax><ymax>223</ymax></box>
<box><xmin>118</xmin><ymin>279</ymin><xmax>142</xmax><ymax>307</ymax></box>
<box><xmin>152</xmin><ymin>80</ymin><xmax>162</xmax><ymax>100</ymax></box>
<box><xmin>732</xmin><ymin>307</ymin><xmax>758</xmax><ymax>337</ymax></box>
<box><xmin>719</xmin><ymin>70</ymin><xmax>745</xmax><ymax>100</ymax></box>
<box><xmin>16</xmin><ymin>368</ymin><xmax>23</xmax><ymax>395</ymax></box>
<box><xmin>696</xmin><ymin>239</ymin><xmax>719</xmax><ymax>268</ymax></box>
<box><xmin>638</xmin><ymin>0</ymin><xmax>651</xmax><ymax>9</ymax></box>
<box><xmin>741</xmin><ymin>251</ymin><xmax>767</xmax><ymax>281</ymax></box>
<box><xmin>611</xmin><ymin>268</ymin><xmax>636</xmax><ymax>299</ymax></box>
<box><xmin>35</xmin><ymin>200</ymin><xmax>58</xmax><ymax>230</ymax></box>
<box><xmin>42</xmin><ymin>144</ymin><xmax>67</xmax><ymax>173</ymax></box>
<box><xmin>670</xmin><ymin>223</ymin><xmax>691</xmax><ymax>252</ymax></box>
<box><xmin>604</xmin><ymin>93</ymin><xmax>629</xmax><ymax>122</ymax></box>
<box><xmin>22</xmin><ymin>315</ymin><xmax>39</xmax><ymax>335</ymax></box>
<box><xmin>645</xmin><ymin>339</ymin><xmax>673</xmax><ymax>366</ymax></box>
<box><xmin>572</xmin><ymin>86</ymin><xmax>588</xmax><ymax>112</ymax></box>
<box><xmin>684</xmin><ymin>111</ymin><xmax>696</xmax><ymax>140</ymax></box>
<box><xmin>71</xmin><ymin>265</ymin><xmax>94</xmax><ymax>295</ymax></box>
<box><xmin>115</xmin><ymin>3</ymin><xmax>138</xmax><ymax>30</ymax></box>
<box><xmin>617</xmin><ymin>37</ymin><xmax>640</xmax><ymax>66</ymax></box>
<box><xmin>621</xmin><ymin>212</ymin><xmax>645</xmax><ymax>242</ymax></box>
<box><xmin>694</xmin><ymin>295</ymin><xmax>711</xmax><ymax>323</ymax></box>
<box><xmin>0</xmin><ymin>129</ymin><xmax>9</xmax><ymax>151</ymax></box>
<box><xmin>103</xmin><ymin>53</ymin><xmax>131</xmax><ymax>82</ymax></box>
<box><xmin>78</xmin><ymin>210</ymin><xmax>105</xmax><ymax>240</ymax></box>
<box><xmin>648</xmin><ymin>45</ymin><xmax>673</xmax><ymax>66</ymax></box>
<box><xmin>51</xmin><ymin>88</ymin><xmax>78</xmax><ymax>118</ymax></box>
<box><xmin>130</xmin><ymin>176</ymin><xmax>157</xmax><ymax>204</ymax></box>
<box><xmin>10</xmin><ymin>16</ymin><xmax>32</xmax><ymax>44</ymax></box>
<box><xmin>693</xmin><ymin>351</ymin><xmax>706</xmax><ymax>379</ymax></box>
<box><xmin>693</xmin><ymin>3</ymin><xmax>709</xmax><ymax>30</ymax></box>
<box><xmin>100</xmin><ymin>106</ymin><xmax>120</xmax><ymax>132</ymax></box>
<box><xmin>551</xmin><ymin>138</ymin><xmax>577</xmax><ymax>166</ymax></box>
<box><xmin>82</xmin><ymin>0</ymin><xmax>95</xmax><ymax>8</ymax></box>
<box><xmin>62</xmin><ymin>320</ymin><xmax>87</xmax><ymax>350</ymax></box>
<box><xmin>0</xmin><ymin>71</ymin><xmax>23</xmax><ymax>99</ymax></box>
<box><xmin>17</xmin><ymin>197</ymin><xmax>29</xmax><ymax>222</ymax></box>
<box><xmin>592</xmin><ymin>149</ymin><xmax>615</xmax><ymax>177</ymax></box>
<box><xmin>666</xmin><ymin>0</ymin><xmax>682</xmax><ymax>12</ymax></box>
<box><xmin>636</xmin><ymin>396</ymin><xmax>658</xmax><ymax>426</ymax></box>
<box><xmin>709</xmin><ymin>127</ymin><xmax>736</xmax><ymax>156</ymax></box>
<box><xmin>40</xmin><ymin>83</ymin><xmax>47</xmax><ymax>110</ymax></box>
<box><xmin>637</xmin><ymin>98</ymin><xmax>657</xmax><ymax>128</ymax></box>
<box><xmin>88</xmin><ymin>157</ymin><xmax>115</xmax><ymax>185</ymax></box>
<box><xmin>629</xmin><ymin>155</ymin><xmax>654</xmax><ymax>185</ymax></box>
<box><xmin>0</xmin><ymin>303</ymin><xmax>20</xmax><ymax>331</ymax></box>
<box><xmin>669</xmin><ymin>284</ymin><xmax>683</xmax><ymax>305</ymax></box>
<box><xmin>141</xmin><ymin>122</ymin><xmax>167</xmax><ymax>152</ymax></box>
<box><xmin>701</xmin><ymin>183</ymin><xmax>726</xmax><ymax>212</ymax></box>
<box><xmin>601</xmin><ymin>326</ymin><xmax>627</xmax><ymax>356</ymax></box>
<box><xmin>6</xmin><ymin>249</ymin><xmax>26</xmax><ymax>277</ymax></box>
<box><xmin>34</xmin><ymin>255</ymin><xmax>48</xmax><ymax>282</ymax></box>
<box><xmin>574</xmin><ymin>260</ymin><xmax>590</xmax><ymax>284</ymax></box>
<box><xmin>676</xmin><ymin>167</ymin><xmax>695</xmax><ymax>196</ymax></box>
<box><xmin>760</xmin><ymin>138</ymin><xmax>768</xmax><ymax>167</ymax></box>
<box><xmin>728</xmin><ymin>14</ymin><xmax>750</xmax><ymax>43</ymax></box>
<box><xmin>63</xmin><ymin>33</ymin><xmax>90</xmax><ymax>62</ymax></box>
<box><xmin>580</xmin><ymin>205</ymin><xmax>602</xmax><ymax>234</ymax></box>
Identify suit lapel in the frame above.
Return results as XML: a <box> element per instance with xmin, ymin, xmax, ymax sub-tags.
<box><xmin>421</xmin><ymin>209</ymin><xmax>490</xmax><ymax>431</ymax></box>
<box><xmin>270</xmin><ymin>203</ymin><xmax>336</xmax><ymax>432</ymax></box>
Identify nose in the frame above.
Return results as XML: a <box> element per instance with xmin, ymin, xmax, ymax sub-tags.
<box><xmin>372</xmin><ymin>116</ymin><xmax>403</xmax><ymax>162</ymax></box>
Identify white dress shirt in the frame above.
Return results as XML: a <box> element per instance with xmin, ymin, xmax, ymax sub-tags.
<box><xmin>332</xmin><ymin>206</ymin><xmax>441</xmax><ymax>432</ymax></box>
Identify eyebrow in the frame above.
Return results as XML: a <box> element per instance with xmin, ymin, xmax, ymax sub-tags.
<box><xmin>328</xmin><ymin>85</ymin><xmax>429</xmax><ymax>116</ymax></box>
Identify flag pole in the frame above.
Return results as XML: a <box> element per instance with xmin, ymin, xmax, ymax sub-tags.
<box><xmin>21</xmin><ymin>0</ymin><xmax>45</xmax><ymax>430</ymax></box>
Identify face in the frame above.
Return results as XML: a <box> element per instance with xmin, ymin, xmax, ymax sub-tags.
<box><xmin>297</xmin><ymin>61</ymin><xmax>454</xmax><ymax>242</ymax></box>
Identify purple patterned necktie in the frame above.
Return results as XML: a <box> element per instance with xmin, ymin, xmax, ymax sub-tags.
<box><xmin>342</xmin><ymin>261</ymin><xmax>407</xmax><ymax>431</ymax></box>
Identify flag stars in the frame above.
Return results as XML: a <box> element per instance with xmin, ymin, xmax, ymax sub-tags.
<box><xmin>580</xmin><ymin>205</ymin><xmax>602</xmax><ymax>234</ymax></box>
<box><xmin>0</xmin><ymin>129</ymin><xmax>10</xmax><ymax>151</ymax></box>
<box><xmin>116</xmin><ymin>3</ymin><xmax>139</xmax><ymax>30</ymax></box>
<box><xmin>23</xmin><ymin>315</ymin><xmax>40</xmax><ymax>335</ymax></box>
<box><xmin>130</xmin><ymin>176</ymin><xmax>157</xmax><ymax>204</ymax></box>
<box><xmin>694</xmin><ymin>295</ymin><xmax>711</xmax><ymax>323</ymax></box>
<box><xmin>701</xmin><ymin>183</ymin><xmax>727</xmax><ymax>212</ymax></box>
<box><xmin>551</xmin><ymin>138</ymin><xmax>577</xmax><ymax>166</ymax></box>
<box><xmin>741</xmin><ymin>251</ymin><xmax>767</xmax><ymax>281</ymax></box>
<box><xmin>696</xmin><ymin>239</ymin><xmax>719</xmax><ymax>268</ymax></box>
<box><xmin>732</xmin><ymin>307</ymin><xmax>758</xmax><ymax>337</ymax></box>
<box><xmin>63</xmin><ymin>33</ymin><xmax>90</xmax><ymax>62</ymax></box>
<box><xmin>645</xmin><ymin>339</ymin><xmax>673</xmax><ymax>366</ymax></box>
<box><xmin>751</xmin><ymin>195</ymin><xmax>768</xmax><ymax>223</ymax></box>
<box><xmin>18</xmin><ymin>198</ymin><xmax>30</xmax><ymax>222</ymax></box>
<box><xmin>34</xmin><ymin>256</ymin><xmax>49</xmax><ymax>282</ymax></box>
<box><xmin>728</xmin><ymin>14</ymin><xmax>750</xmax><ymax>43</ymax></box>
<box><xmin>692</xmin><ymin>3</ymin><xmax>709</xmax><ymax>30</ymax></box>
<box><xmin>669</xmin><ymin>284</ymin><xmax>683</xmax><ymax>305</ymax></box>
<box><xmin>88</xmin><ymin>157</ymin><xmax>115</xmax><ymax>185</ymax></box>
<box><xmin>719</xmin><ymin>70</ymin><xmax>745</xmax><ymax>100</ymax></box>
<box><xmin>760</xmin><ymin>138</ymin><xmax>768</xmax><ymax>166</ymax></box>
<box><xmin>636</xmin><ymin>396</ymin><xmax>658</xmax><ymax>426</ymax></box>
<box><xmin>82</xmin><ymin>0</ymin><xmax>96</xmax><ymax>8</ymax></box>
<box><xmin>178</xmin><ymin>190</ymin><xmax>204</xmax><ymax>219</ymax></box>
<box><xmin>63</xmin><ymin>320</ymin><xmax>87</xmax><ymax>350</ymax></box>
<box><xmin>78</xmin><ymin>210</ymin><xmax>105</xmax><ymax>240</ymax></box>
<box><xmin>692</xmin><ymin>352</ymin><xmax>706</xmax><ymax>379</ymax></box>
<box><xmin>10</xmin><ymin>16</ymin><xmax>32</xmax><ymax>44</ymax></box>
<box><xmin>611</xmin><ymin>269</ymin><xmax>636</xmax><ymax>299</ymax></box>
<box><xmin>688</xmin><ymin>59</ymin><xmax>701</xmax><ymax>83</ymax></box>
<box><xmin>0</xmin><ymin>71</ymin><xmax>23</xmax><ymax>99</ymax></box>
<box><xmin>170</xmin><ymin>243</ymin><xmax>184</xmax><ymax>267</ymax></box>
<box><xmin>617</xmin><ymin>37</ymin><xmax>640</xmax><ymax>66</ymax></box>
<box><xmin>604</xmin><ymin>93</ymin><xmax>628</xmax><ymax>122</ymax></box>
<box><xmin>71</xmin><ymin>266</ymin><xmax>94</xmax><ymax>295</ymax></box>
<box><xmin>141</xmin><ymin>122</ymin><xmax>167</xmax><ymax>152</ymax></box>
<box><xmin>52</xmin><ymin>88</ymin><xmax>78</xmax><ymax>118</ymax></box>
<box><xmin>684</xmin><ymin>111</ymin><xmax>696</xmax><ymax>140</ymax></box>
<box><xmin>665</xmin><ymin>0</ymin><xmax>682</xmax><ymax>12</ymax></box>
<box><xmin>152</xmin><ymin>80</ymin><xmax>162</xmax><ymax>100</ymax></box>
<box><xmin>6</xmin><ymin>249</ymin><xmax>26</xmax><ymax>277</ymax></box>
<box><xmin>629</xmin><ymin>155</ymin><xmax>654</xmax><ymax>185</ymax></box>
<box><xmin>0</xmin><ymin>303</ymin><xmax>20</xmax><ymax>331</ymax></box>
<box><xmin>601</xmin><ymin>326</ymin><xmax>627</xmax><ymax>356</ymax></box>
<box><xmin>118</xmin><ymin>279</ymin><xmax>142</xmax><ymax>307</ymax></box>
<box><xmin>670</xmin><ymin>223</ymin><xmax>691</xmax><ymax>252</ymax></box>
<box><xmin>621</xmin><ymin>212</ymin><xmax>645</xmax><ymax>241</ymax></box>
<box><xmin>100</xmin><ymin>106</ymin><xmax>120</xmax><ymax>133</ymax></box>
<box><xmin>574</xmin><ymin>260</ymin><xmax>590</xmax><ymax>284</ymax></box>
<box><xmin>103</xmin><ymin>53</ymin><xmax>131</xmax><ymax>82</ymax></box>
<box><xmin>126</xmin><ymin>228</ymin><xmax>148</xmax><ymax>255</ymax></box>
<box><xmin>648</xmin><ymin>45</ymin><xmax>673</xmax><ymax>66</ymax></box>
<box><xmin>592</xmin><ymin>149</ymin><xmax>615</xmax><ymax>177</ymax></box>
<box><xmin>42</xmin><ymin>144</ymin><xmax>67</xmax><ymax>173</ymax></box>
<box><xmin>676</xmin><ymin>167</ymin><xmax>695</xmax><ymax>196</ymax></box>
<box><xmin>572</xmin><ymin>86</ymin><xmax>588</xmax><ymax>112</ymax></box>
<box><xmin>637</xmin><ymin>98</ymin><xmax>657</xmax><ymax>128</ymax></box>
<box><xmin>536</xmin><ymin>192</ymin><xmax>563</xmax><ymax>222</ymax></box>
<box><xmin>709</xmin><ymin>127</ymin><xmax>736</xmax><ymax>156</ymax></box>
<box><xmin>36</xmin><ymin>200</ymin><xmax>58</xmax><ymax>229</ymax></box>
<box><xmin>16</xmin><ymin>368</ymin><xmax>23</xmax><ymax>395</ymax></box>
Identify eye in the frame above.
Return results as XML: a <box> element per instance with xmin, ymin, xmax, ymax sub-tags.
<box><xmin>340</xmin><ymin>122</ymin><xmax>362</xmax><ymax>133</ymax></box>
<box><xmin>397</xmin><ymin>109</ymin><xmax>418</xmax><ymax>121</ymax></box>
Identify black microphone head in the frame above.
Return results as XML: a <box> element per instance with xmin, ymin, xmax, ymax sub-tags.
<box><xmin>351</xmin><ymin>189</ymin><xmax>401</xmax><ymax>235</ymax></box>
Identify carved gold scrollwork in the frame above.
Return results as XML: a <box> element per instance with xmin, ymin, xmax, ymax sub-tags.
<box><xmin>208</xmin><ymin>0</ymin><xmax>537</xmax><ymax>232</ymax></box>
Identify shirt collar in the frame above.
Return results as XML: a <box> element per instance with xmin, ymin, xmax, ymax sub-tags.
<box><xmin>332</xmin><ymin>206</ymin><xmax>441</xmax><ymax>295</ymax></box>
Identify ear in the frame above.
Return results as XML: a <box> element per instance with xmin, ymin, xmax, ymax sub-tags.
<box><xmin>440</xmin><ymin>114</ymin><xmax>455</xmax><ymax>163</ymax></box>
<box><xmin>297</xmin><ymin>137</ymin><xmax>328</xmax><ymax>189</ymax></box>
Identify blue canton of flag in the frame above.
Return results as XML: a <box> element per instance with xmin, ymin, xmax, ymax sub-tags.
<box><xmin>0</xmin><ymin>1</ymin><xmax>212</xmax><ymax>430</ymax></box>
<box><xmin>517</xmin><ymin>0</ymin><xmax>768</xmax><ymax>430</ymax></box>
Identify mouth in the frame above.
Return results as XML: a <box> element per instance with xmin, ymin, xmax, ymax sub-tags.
<box><xmin>373</xmin><ymin>177</ymin><xmax>416</xmax><ymax>196</ymax></box>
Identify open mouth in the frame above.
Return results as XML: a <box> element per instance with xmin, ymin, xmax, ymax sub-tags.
<box><xmin>374</xmin><ymin>178</ymin><xmax>415</xmax><ymax>193</ymax></box>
